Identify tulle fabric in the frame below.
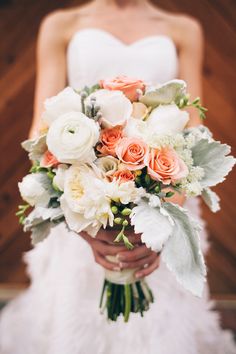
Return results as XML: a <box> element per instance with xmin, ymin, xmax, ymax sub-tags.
<box><xmin>0</xmin><ymin>198</ymin><xmax>235</xmax><ymax>354</ymax></box>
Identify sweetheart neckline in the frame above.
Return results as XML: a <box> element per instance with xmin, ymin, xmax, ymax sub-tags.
<box><xmin>67</xmin><ymin>27</ymin><xmax>177</xmax><ymax>50</ymax></box>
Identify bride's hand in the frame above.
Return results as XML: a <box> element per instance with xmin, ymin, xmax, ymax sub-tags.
<box><xmin>80</xmin><ymin>229</ymin><xmax>160</xmax><ymax>279</ymax></box>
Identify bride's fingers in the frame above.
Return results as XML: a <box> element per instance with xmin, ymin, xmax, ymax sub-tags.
<box><xmin>93</xmin><ymin>250</ymin><xmax>120</xmax><ymax>271</ymax></box>
<box><xmin>92</xmin><ymin>239</ymin><xmax>127</xmax><ymax>256</ymax></box>
<box><xmin>135</xmin><ymin>256</ymin><xmax>160</xmax><ymax>279</ymax></box>
<box><xmin>119</xmin><ymin>252</ymin><xmax>157</xmax><ymax>269</ymax></box>
<box><xmin>116</xmin><ymin>244</ymin><xmax>151</xmax><ymax>262</ymax></box>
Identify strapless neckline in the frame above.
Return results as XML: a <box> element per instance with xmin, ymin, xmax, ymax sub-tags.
<box><xmin>67</xmin><ymin>27</ymin><xmax>178</xmax><ymax>89</ymax></box>
<box><xmin>68</xmin><ymin>28</ymin><xmax>177</xmax><ymax>50</ymax></box>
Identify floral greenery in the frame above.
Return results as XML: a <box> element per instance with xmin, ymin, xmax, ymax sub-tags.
<box><xmin>99</xmin><ymin>279</ymin><xmax>154</xmax><ymax>322</ymax></box>
<box><xmin>178</xmin><ymin>95</ymin><xmax>208</xmax><ymax>119</ymax></box>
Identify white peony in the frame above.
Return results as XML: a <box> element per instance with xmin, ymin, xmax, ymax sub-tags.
<box><xmin>42</xmin><ymin>87</ymin><xmax>82</xmax><ymax>125</ymax></box>
<box><xmin>18</xmin><ymin>174</ymin><xmax>50</xmax><ymax>207</ymax></box>
<box><xmin>87</xmin><ymin>89</ymin><xmax>132</xmax><ymax>128</ymax></box>
<box><xmin>46</xmin><ymin>112</ymin><xmax>100</xmax><ymax>164</ymax></box>
<box><xmin>106</xmin><ymin>180</ymin><xmax>145</xmax><ymax>205</ymax></box>
<box><xmin>60</xmin><ymin>164</ymin><xmax>113</xmax><ymax>236</ymax></box>
<box><xmin>146</xmin><ymin>104</ymin><xmax>189</xmax><ymax>136</ymax></box>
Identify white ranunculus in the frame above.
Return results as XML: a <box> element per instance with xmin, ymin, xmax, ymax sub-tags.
<box><xmin>87</xmin><ymin>89</ymin><xmax>132</xmax><ymax>128</ymax></box>
<box><xmin>146</xmin><ymin>104</ymin><xmax>189</xmax><ymax>136</ymax></box>
<box><xmin>42</xmin><ymin>87</ymin><xmax>82</xmax><ymax>125</ymax></box>
<box><xmin>95</xmin><ymin>156</ymin><xmax>119</xmax><ymax>178</ymax></box>
<box><xmin>52</xmin><ymin>164</ymin><xmax>68</xmax><ymax>191</ymax></box>
<box><xmin>46</xmin><ymin>112</ymin><xmax>100</xmax><ymax>164</ymax></box>
<box><xmin>61</xmin><ymin>165</ymin><xmax>114</xmax><ymax>236</ymax></box>
<box><xmin>18</xmin><ymin>174</ymin><xmax>50</xmax><ymax>207</ymax></box>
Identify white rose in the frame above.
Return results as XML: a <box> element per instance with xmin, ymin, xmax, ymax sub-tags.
<box><xmin>124</xmin><ymin>117</ymin><xmax>148</xmax><ymax>140</ymax></box>
<box><xmin>18</xmin><ymin>174</ymin><xmax>50</xmax><ymax>207</ymax></box>
<box><xmin>46</xmin><ymin>112</ymin><xmax>100</xmax><ymax>164</ymax></box>
<box><xmin>42</xmin><ymin>87</ymin><xmax>82</xmax><ymax>125</ymax></box>
<box><xmin>88</xmin><ymin>89</ymin><xmax>132</xmax><ymax>128</ymax></box>
<box><xmin>146</xmin><ymin>104</ymin><xmax>189</xmax><ymax>135</ymax></box>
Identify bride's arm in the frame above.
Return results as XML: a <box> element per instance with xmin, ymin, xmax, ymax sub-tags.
<box><xmin>29</xmin><ymin>13</ymin><xmax>67</xmax><ymax>138</ymax></box>
<box><xmin>166</xmin><ymin>17</ymin><xmax>204</xmax><ymax>207</ymax></box>
<box><xmin>178</xmin><ymin>17</ymin><xmax>204</xmax><ymax>128</ymax></box>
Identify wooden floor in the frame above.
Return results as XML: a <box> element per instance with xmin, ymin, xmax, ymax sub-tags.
<box><xmin>0</xmin><ymin>0</ymin><xmax>235</xmax><ymax>296</ymax></box>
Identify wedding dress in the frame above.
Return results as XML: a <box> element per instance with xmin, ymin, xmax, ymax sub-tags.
<box><xmin>0</xmin><ymin>28</ymin><xmax>235</xmax><ymax>354</ymax></box>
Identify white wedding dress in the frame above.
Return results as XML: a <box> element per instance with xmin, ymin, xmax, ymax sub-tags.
<box><xmin>0</xmin><ymin>29</ymin><xmax>235</xmax><ymax>354</ymax></box>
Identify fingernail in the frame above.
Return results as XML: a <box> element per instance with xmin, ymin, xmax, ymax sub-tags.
<box><xmin>119</xmin><ymin>262</ymin><xmax>128</xmax><ymax>268</ymax></box>
<box><xmin>117</xmin><ymin>254</ymin><xmax>125</xmax><ymax>261</ymax></box>
<box><xmin>135</xmin><ymin>273</ymin><xmax>142</xmax><ymax>279</ymax></box>
<box><xmin>113</xmin><ymin>266</ymin><xmax>121</xmax><ymax>271</ymax></box>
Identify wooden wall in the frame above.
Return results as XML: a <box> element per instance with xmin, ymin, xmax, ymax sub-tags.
<box><xmin>0</xmin><ymin>0</ymin><xmax>235</xmax><ymax>295</ymax></box>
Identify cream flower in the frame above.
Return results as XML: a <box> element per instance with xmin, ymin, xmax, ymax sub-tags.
<box><xmin>131</xmin><ymin>102</ymin><xmax>148</xmax><ymax>120</ymax></box>
<box><xmin>42</xmin><ymin>87</ymin><xmax>82</xmax><ymax>125</ymax></box>
<box><xmin>87</xmin><ymin>89</ymin><xmax>132</xmax><ymax>128</ymax></box>
<box><xmin>46</xmin><ymin>112</ymin><xmax>100</xmax><ymax>164</ymax></box>
<box><xmin>106</xmin><ymin>180</ymin><xmax>145</xmax><ymax>205</ymax></box>
<box><xmin>95</xmin><ymin>156</ymin><xmax>119</xmax><ymax>179</ymax></box>
<box><xmin>60</xmin><ymin>164</ymin><xmax>113</xmax><ymax>236</ymax></box>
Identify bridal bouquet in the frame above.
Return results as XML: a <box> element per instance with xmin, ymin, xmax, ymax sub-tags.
<box><xmin>17</xmin><ymin>76</ymin><xmax>235</xmax><ymax>322</ymax></box>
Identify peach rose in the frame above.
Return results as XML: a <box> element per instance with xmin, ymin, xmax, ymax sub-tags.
<box><xmin>100</xmin><ymin>76</ymin><xmax>145</xmax><ymax>102</ymax></box>
<box><xmin>116</xmin><ymin>137</ymin><xmax>148</xmax><ymax>171</ymax></box>
<box><xmin>97</xmin><ymin>126</ymin><xmax>123</xmax><ymax>157</ymax></box>
<box><xmin>40</xmin><ymin>150</ymin><xmax>59</xmax><ymax>168</ymax></box>
<box><xmin>147</xmin><ymin>147</ymin><xmax>188</xmax><ymax>184</ymax></box>
<box><xmin>112</xmin><ymin>169</ymin><xmax>135</xmax><ymax>184</ymax></box>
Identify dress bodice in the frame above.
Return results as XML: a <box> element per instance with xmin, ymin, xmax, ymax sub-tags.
<box><xmin>67</xmin><ymin>28</ymin><xmax>178</xmax><ymax>89</ymax></box>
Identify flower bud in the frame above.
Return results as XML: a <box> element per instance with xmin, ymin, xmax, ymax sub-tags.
<box><xmin>121</xmin><ymin>208</ymin><xmax>132</xmax><ymax>216</ymax></box>
<box><xmin>114</xmin><ymin>217</ymin><xmax>123</xmax><ymax>225</ymax></box>
<box><xmin>154</xmin><ymin>185</ymin><xmax>160</xmax><ymax>193</ymax></box>
<box><xmin>122</xmin><ymin>220</ymin><xmax>129</xmax><ymax>226</ymax></box>
<box><xmin>135</xmin><ymin>176</ymin><xmax>141</xmax><ymax>185</ymax></box>
<box><xmin>111</xmin><ymin>206</ymin><xmax>119</xmax><ymax>215</ymax></box>
<box><xmin>135</xmin><ymin>170</ymin><xmax>142</xmax><ymax>177</ymax></box>
<box><xmin>144</xmin><ymin>175</ymin><xmax>151</xmax><ymax>185</ymax></box>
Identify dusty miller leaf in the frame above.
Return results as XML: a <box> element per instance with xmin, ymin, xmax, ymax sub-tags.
<box><xmin>162</xmin><ymin>202</ymin><xmax>206</xmax><ymax>297</ymax></box>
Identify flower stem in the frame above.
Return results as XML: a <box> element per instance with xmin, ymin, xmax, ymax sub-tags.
<box><xmin>124</xmin><ymin>284</ymin><xmax>131</xmax><ymax>322</ymax></box>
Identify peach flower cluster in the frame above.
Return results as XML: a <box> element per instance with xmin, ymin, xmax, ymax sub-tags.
<box><xmin>100</xmin><ymin>75</ymin><xmax>145</xmax><ymax>102</ymax></box>
<box><xmin>97</xmin><ymin>125</ymin><xmax>188</xmax><ymax>185</ymax></box>
<box><xmin>97</xmin><ymin>126</ymin><xmax>123</xmax><ymax>157</ymax></box>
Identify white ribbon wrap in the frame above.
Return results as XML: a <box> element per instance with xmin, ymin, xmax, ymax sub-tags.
<box><xmin>105</xmin><ymin>255</ymin><xmax>139</xmax><ymax>285</ymax></box>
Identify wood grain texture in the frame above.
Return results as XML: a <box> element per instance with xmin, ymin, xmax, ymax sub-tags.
<box><xmin>0</xmin><ymin>0</ymin><xmax>235</xmax><ymax>295</ymax></box>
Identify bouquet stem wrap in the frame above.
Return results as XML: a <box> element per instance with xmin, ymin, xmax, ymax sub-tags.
<box><xmin>100</xmin><ymin>256</ymin><xmax>154</xmax><ymax>322</ymax></box>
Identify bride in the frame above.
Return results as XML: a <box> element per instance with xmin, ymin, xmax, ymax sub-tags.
<box><xmin>0</xmin><ymin>1</ymin><xmax>235</xmax><ymax>353</ymax></box>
